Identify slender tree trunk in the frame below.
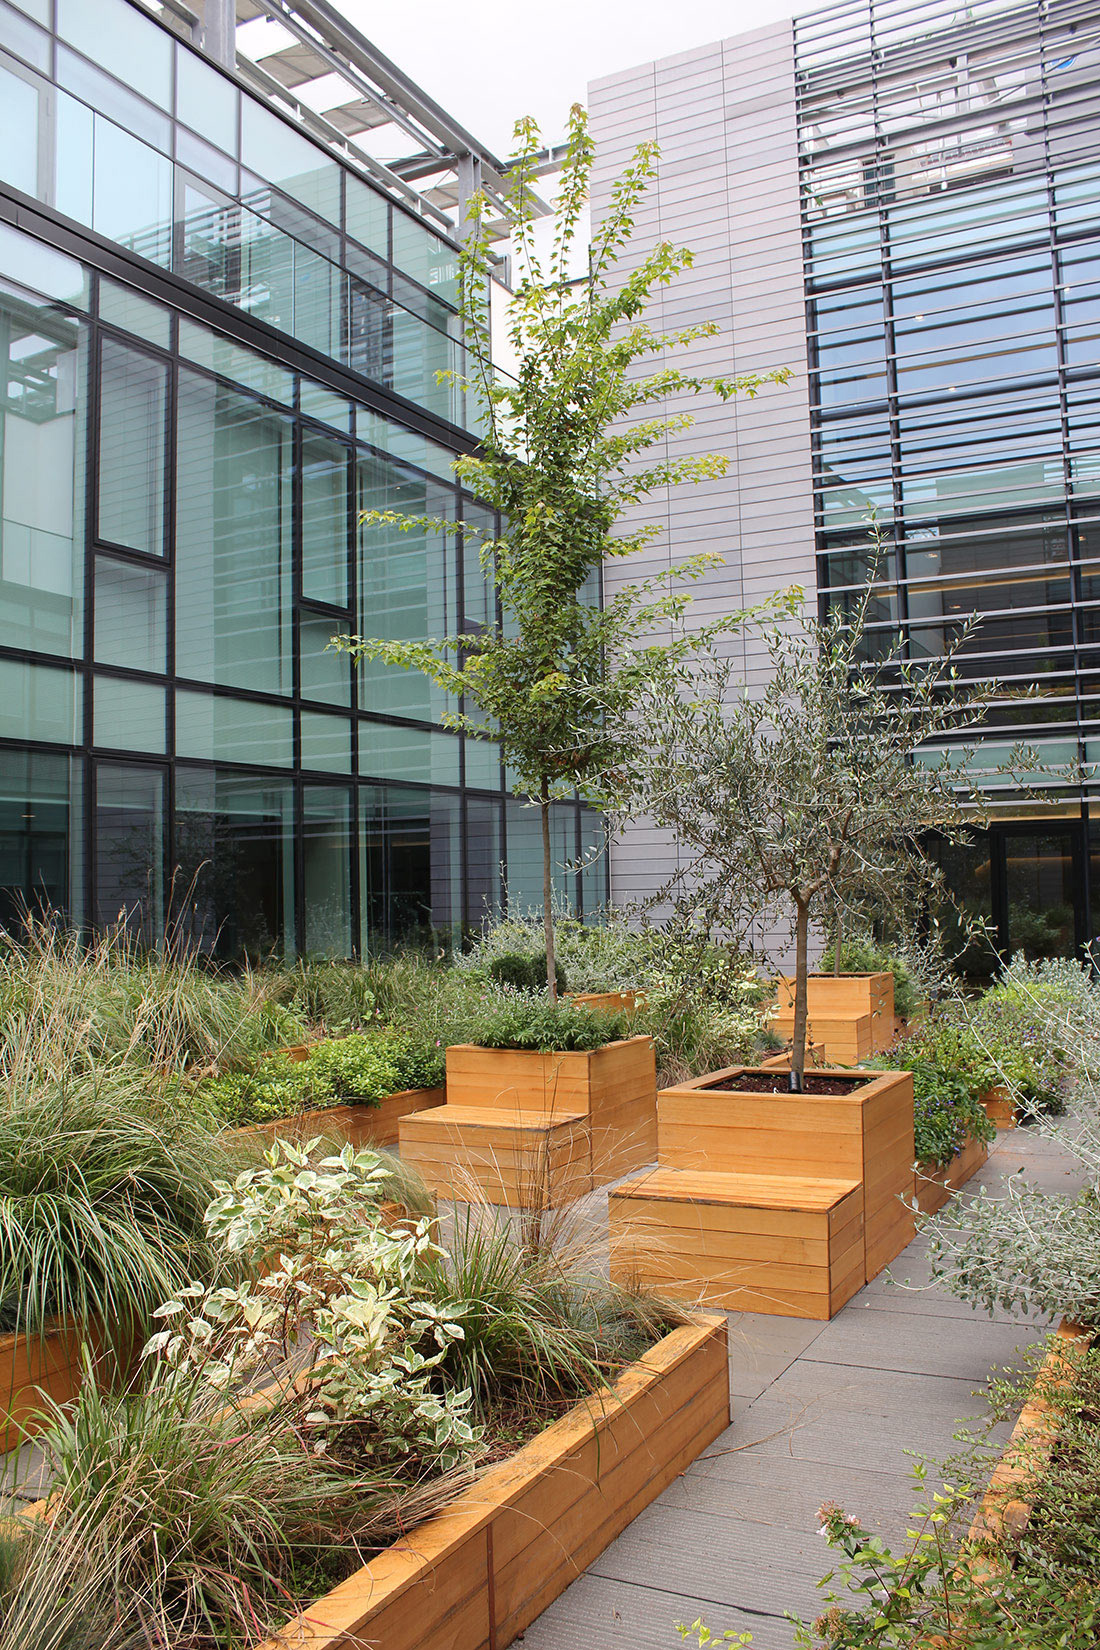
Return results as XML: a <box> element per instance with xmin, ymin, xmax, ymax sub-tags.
<box><xmin>790</xmin><ymin>898</ymin><xmax>810</xmax><ymax>1093</ymax></box>
<box><xmin>540</xmin><ymin>779</ymin><xmax>556</xmax><ymax>1001</ymax></box>
<box><xmin>833</xmin><ymin>901</ymin><xmax>844</xmax><ymax>976</ymax></box>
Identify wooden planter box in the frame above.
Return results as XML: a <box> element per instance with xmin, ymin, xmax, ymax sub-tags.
<box><xmin>914</xmin><ymin>1131</ymin><xmax>989</xmax><ymax>1217</ymax></box>
<box><xmin>981</xmin><ymin>1083</ymin><xmax>1017</xmax><ymax>1129</ymax></box>
<box><xmin>0</xmin><ymin>1319</ymin><xmax>137</xmax><ymax>1452</ymax></box>
<box><xmin>231</xmin><ymin>1086</ymin><xmax>445</xmax><ymax>1151</ymax></box>
<box><xmin>443</xmin><ymin>1038</ymin><xmax>657</xmax><ymax>1181</ymax></box>
<box><xmin>568</xmin><ymin>990</ymin><xmax>639</xmax><ymax>1014</ymax></box>
<box><xmin>968</xmin><ymin>1318</ymin><xmax>1091</xmax><ymax>1554</ymax></box>
<box><xmin>254</xmin><ymin>1313</ymin><xmax>729</xmax><ymax>1650</ymax></box>
<box><xmin>657</xmin><ymin>1065</ymin><xmax>915</xmax><ymax>1281</ymax></box>
<box><xmin>772</xmin><ymin>973</ymin><xmax>896</xmax><ymax>1061</ymax></box>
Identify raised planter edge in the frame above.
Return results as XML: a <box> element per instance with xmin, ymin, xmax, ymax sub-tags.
<box><xmin>914</xmin><ymin>1130</ymin><xmax>989</xmax><ymax>1217</ymax></box>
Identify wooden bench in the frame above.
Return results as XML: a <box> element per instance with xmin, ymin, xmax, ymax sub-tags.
<box><xmin>399</xmin><ymin>1104</ymin><xmax>593</xmax><ymax>1207</ymax></box>
<box><xmin>609</xmin><ymin>1168</ymin><xmax>865</xmax><ymax>1320</ymax></box>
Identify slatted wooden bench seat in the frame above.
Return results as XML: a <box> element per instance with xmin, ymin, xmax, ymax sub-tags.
<box><xmin>399</xmin><ymin>1104</ymin><xmax>593</xmax><ymax>1207</ymax></box>
<box><xmin>608</xmin><ymin>1167</ymin><xmax>865</xmax><ymax>1320</ymax></box>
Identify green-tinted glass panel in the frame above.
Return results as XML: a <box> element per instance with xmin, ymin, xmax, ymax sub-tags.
<box><xmin>93</xmin><ymin>675</ymin><xmax>166</xmax><ymax>753</ymax></box>
<box><xmin>346</xmin><ymin>177</ymin><xmax>388</xmax><ymax>254</ymax></box>
<box><xmin>300</xmin><ymin>614</ymin><xmax>351</xmax><ymax>706</ymax></box>
<box><xmin>0</xmin><ymin>658</ymin><xmax>79</xmax><ymax>743</ymax></box>
<box><xmin>0</xmin><ymin>298</ymin><xmax>85</xmax><ymax>657</ymax></box>
<box><xmin>505</xmin><ymin>796</ymin><xmax>577</xmax><ymax>913</ymax></box>
<box><xmin>175</xmin><ymin>45</ymin><xmax>238</xmax><ymax>155</ymax></box>
<box><xmin>357</xmin><ymin>455</ymin><xmax>455</xmax><ymax>721</ymax></box>
<box><xmin>1</xmin><ymin>0</ymin><xmax>50</xmax><ymax>62</ymax></box>
<box><xmin>0</xmin><ymin>221</ymin><xmax>88</xmax><ymax>309</ymax></box>
<box><xmin>391</xmin><ymin>308</ymin><xmax>459</xmax><ymax>424</ymax></box>
<box><xmin>177</xmin><ymin>319</ymin><xmax>293</xmax><ymax>406</ymax></box>
<box><xmin>173</xmin><ymin>768</ymin><xmax>294</xmax><ymax>959</ymax></box>
<box><xmin>300</xmin><ymin>379</ymin><xmax>351</xmax><ymax>432</ymax></box>
<box><xmin>464</xmin><ymin>735</ymin><xmax>501</xmax><ymax>790</ymax></box>
<box><xmin>54</xmin><ymin>91</ymin><xmax>93</xmax><ymax>229</ymax></box>
<box><xmin>95</xmin><ymin>557</ymin><xmax>166</xmax><ymax>672</ymax></box>
<box><xmin>360</xmin><ymin>783</ymin><xmax>462</xmax><ymax>952</ymax></box>
<box><xmin>176</xmin><ymin>371</ymin><xmax>293</xmax><ymax>695</ymax></box>
<box><xmin>175</xmin><ymin>689</ymin><xmax>293</xmax><ymax>768</ymax></box>
<box><xmin>0</xmin><ymin>748</ymin><xmax>77</xmax><ymax>925</ymax></box>
<box><xmin>98</xmin><ymin>278</ymin><xmax>171</xmax><ymax>347</ymax></box>
<box><xmin>301</xmin><ymin>432</ymin><xmax>348</xmax><ymax>606</ymax></box>
<box><xmin>303</xmin><ymin>785</ymin><xmax>352</xmax><ymax>957</ymax></box>
<box><xmin>391</xmin><ymin>212</ymin><xmax>459</xmax><ymax>306</ymax></box>
<box><xmin>94</xmin><ymin>760</ymin><xmax>164</xmax><ymax>939</ymax></box>
<box><xmin>241</xmin><ymin>99</ymin><xmax>340</xmax><ymax>225</ymax></box>
<box><xmin>300</xmin><ymin>709</ymin><xmax>351</xmax><ymax>773</ymax></box>
<box><xmin>98</xmin><ymin>338</ymin><xmax>166</xmax><ymax>555</ymax></box>
<box><xmin>358</xmin><ymin>721</ymin><xmax>460</xmax><ymax>785</ymax></box>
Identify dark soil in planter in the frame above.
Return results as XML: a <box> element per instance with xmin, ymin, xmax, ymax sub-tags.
<box><xmin>704</xmin><ymin>1071</ymin><xmax>874</xmax><ymax>1096</ymax></box>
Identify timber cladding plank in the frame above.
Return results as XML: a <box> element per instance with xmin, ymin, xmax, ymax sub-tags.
<box><xmin>230</xmin><ymin>1087</ymin><xmax>446</xmax><ymax>1152</ymax></box>
<box><xmin>252</xmin><ymin>1314</ymin><xmax>729</xmax><ymax>1650</ymax></box>
<box><xmin>399</xmin><ymin>1106</ymin><xmax>593</xmax><ymax>1208</ymax></box>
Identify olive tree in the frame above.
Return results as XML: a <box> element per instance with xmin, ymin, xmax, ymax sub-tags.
<box><xmin>335</xmin><ymin>105</ymin><xmax>790</xmax><ymax>996</ymax></box>
<box><xmin>617</xmin><ymin>587</ymin><xmax>1037</xmax><ymax>1089</ymax></box>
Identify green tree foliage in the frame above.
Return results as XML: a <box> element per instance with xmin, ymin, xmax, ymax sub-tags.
<box><xmin>335</xmin><ymin>105</ymin><xmax>791</xmax><ymax>996</ymax></box>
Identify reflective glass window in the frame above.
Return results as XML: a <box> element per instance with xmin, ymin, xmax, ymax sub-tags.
<box><xmin>94</xmin><ymin>557</ymin><xmax>166</xmax><ymax>672</ymax></box>
<box><xmin>303</xmin><ymin>785</ymin><xmax>353</xmax><ymax>957</ymax></box>
<box><xmin>357</xmin><ymin>455</ymin><xmax>455</xmax><ymax>721</ymax></box>
<box><xmin>505</xmin><ymin>796</ymin><xmax>578</xmax><ymax>912</ymax></box>
<box><xmin>360</xmin><ymin>783</ymin><xmax>462</xmax><ymax>952</ymax></box>
<box><xmin>94</xmin><ymin>760</ymin><xmax>164</xmax><ymax>939</ymax></box>
<box><xmin>98</xmin><ymin>338</ymin><xmax>166</xmax><ymax>556</ymax></box>
<box><xmin>391</xmin><ymin>214</ymin><xmax>459</xmax><ymax>307</ymax></box>
<box><xmin>358</xmin><ymin>720</ymin><xmax>460</xmax><ymax>785</ymax></box>
<box><xmin>93</xmin><ymin>675</ymin><xmax>166</xmax><ymax>753</ymax></box>
<box><xmin>0</xmin><ymin>658</ymin><xmax>79</xmax><ymax>743</ymax></box>
<box><xmin>54</xmin><ymin>91</ymin><xmax>94</xmax><ymax>228</ymax></box>
<box><xmin>240</xmin><ymin>99</ymin><xmax>340</xmax><ymax>226</ymax></box>
<box><xmin>346</xmin><ymin>177</ymin><xmax>388</xmax><ymax>256</ymax></box>
<box><xmin>175</xmin><ymin>128</ymin><xmax>237</xmax><ymax>197</ymax></box>
<box><xmin>176</xmin><ymin>371</ymin><xmax>293</xmax><ymax>695</ymax></box>
<box><xmin>57</xmin><ymin>0</ymin><xmax>172</xmax><ymax>109</ymax></box>
<box><xmin>0</xmin><ymin>3</ymin><xmax>50</xmax><ymax>71</ymax></box>
<box><xmin>0</xmin><ymin>222</ymin><xmax>88</xmax><ymax>309</ymax></box>
<box><xmin>57</xmin><ymin>47</ymin><xmax>170</xmax><ymax>151</ymax></box>
<box><xmin>0</xmin><ymin>748</ymin><xmax>77</xmax><ymax>925</ymax></box>
<box><xmin>300</xmin><ymin>379</ymin><xmax>351</xmax><ymax>432</ymax></box>
<box><xmin>0</xmin><ymin>59</ymin><xmax>41</xmax><ymax>196</ymax></box>
<box><xmin>98</xmin><ymin>278</ymin><xmax>171</xmax><ymax>348</ymax></box>
<box><xmin>177</xmin><ymin>319</ymin><xmax>293</xmax><ymax>406</ymax></box>
<box><xmin>175</xmin><ymin>689</ymin><xmax>293</xmax><ymax>767</ymax></box>
<box><xmin>0</xmin><ymin>299</ymin><xmax>85</xmax><ymax>656</ymax></box>
<box><xmin>172</xmin><ymin>768</ymin><xmax>295</xmax><ymax>959</ymax></box>
<box><xmin>175</xmin><ymin>46</ymin><xmax>238</xmax><ymax>156</ymax></box>
<box><xmin>301</xmin><ymin>432</ymin><xmax>349</xmax><ymax>606</ymax></box>
<box><xmin>300</xmin><ymin>614</ymin><xmax>351</xmax><ymax>706</ymax></box>
<box><xmin>92</xmin><ymin>119</ymin><xmax>173</xmax><ymax>266</ymax></box>
<box><xmin>300</xmin><ymin>708</ymin><xmax>352</xmax><ymax>773</ymax></box>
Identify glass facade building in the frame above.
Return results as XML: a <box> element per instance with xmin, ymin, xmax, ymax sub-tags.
<box><xmin>797</xmin><ymin>0</ymin><xmax>1100</xmax><ymax>962</ymax></box>
<box><xmin>0</xmin><ymin>0</ymin><xmax>603</xmax><ymax>955</ymax></box>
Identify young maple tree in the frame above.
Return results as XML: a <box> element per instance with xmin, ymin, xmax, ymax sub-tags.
<box><xmin>336</xmin><ymin>104</ymin><xmax>790</xmax><ymax>996</ymax></box>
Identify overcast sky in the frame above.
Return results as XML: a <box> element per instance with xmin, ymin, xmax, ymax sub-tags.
<box><xmin>338</xmin><ymin>0</ymin><xmax>798</xmax><ymax>159</ymax></box>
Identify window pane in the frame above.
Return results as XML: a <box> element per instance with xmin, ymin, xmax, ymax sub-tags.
<box><xmin>172</xmin><ymin>769</ymin><xmax>294</xmax><ymax>959</ymax></box>
<box><xmin>300</xmin><ymin>614</ymin><xmax>351</xmax><ymax>706</ymax></box>
<box><xmin>0</xmin><ymin>748</ymin><xmax>78</xmax><ymax>926</ymax></box>
<box><xmin>94</xmin><ymin>760</ymin><xmax>164</xmax><ymax>940</ymax></box>
<box><xmin>300</xmin><ymin>708</ymin><xmax>351</xmax><ymax>773</ymax></box>
<box><xmin>391</xmin><ymin>212</ymin><xmax>459</xmax><ymax>307</ymax></box>
<box><xmin>177</xmin><ymin>318</ymin><xmax>293</xmax><ymax>406</ymax></box>
<box><xmin>57</xmin><ymin>47</ymin><xmax>170</xmax><ymax>152</ymax></box>
<box><xmin>357</xmin><ymin>455</ymin><xmax>455</xmax><ymax>720</ymax></box>
<box><xmin>98</xmin><ymin>277</ymin><xmax>171</xmax><ymax>348</ymax></box>
<box><xmin>240</xmin><ymin>100</ymin><xmax>340</xmax><ymax>225</ymax></box>
<box><xmin>98</xmin><ymin>338</ymin><xmax>166</xmax><ymax>555</ymax></box>
<box><xmin>360</xmin><ymin>784</ymin><xmax>462</xmax><ymax>952</ymax></box>
<box><xmin>303</xmin><ymin>786</ymin><xmax>352</xmax><ymax>958</ymax></box>
<box><xmin>54</xmin><ymin>91</ymin><xmax>93</xmax><ymax>228</ymax></box>
<box><xmin>0</xmin><ymin>299</ymin><xmax>85</xmax><ymax>656</ymax></box>
<box><xmin>0</xmin><ymin>2</ymin><xmax>51</xmax><ymax>71</ymax></box>
<box><xmin>301</xmin><ymin>432</ymin><xmax>348</xmax><ymax>605</ymax></box>
<box><xmin>505</xmin><ymin>797</ymin><xmax>578</xmax><ymax>913</ymax></box>
<box><xmin>300</xmin><ymin>379</ymin><xmax>351</xmax><ymax>432</ymax></box>
<box><xmin>462</xmin><ymin>791</ymin><xmax>502</xmax><ymax>932</ymax></box>
<box><xmin>92</xmin><ymin>119</ymin><xmax>173</xmax><ymax>266</ymax></box>
<box><xmin>358</xmin><ymin>720</ymin><xmax>460</xmax><ymax>785</ymax></box>
<box><xmin>95</xmin><ymin>557</ymin><xmax>166</xmax><ymax>672</ymax></box>
<box><xmin>93</xmin><ymin>675</ymin><xmax>166</xmax><ymax>753</ymax></box>
<box><xmin>175</xmin><ymin>689</ymin><xmax>293</xmax><ymax>768</ymax></box>
<box><xmin>175</xmin><ymin>46</ymin><xmax>238</xmax><ymax>156</ymax></box>
<box><xmin>0</xmin><ymin>61</ymin><xmax>40</xmax><ymax>196</ymax></box>
<box><xmin>345</xmin><ymin>177</ymin><xmax>388</xmax><ymax>255</ymax></box>
<box><xmin>176</xmin><ymin>372</ymin><xmax>293</xmax><ymax>695</ymax></box>
<box><xmin>0</xmin><ymin>658</ymin><xmax>80</xmax><ymax>743</ymax></box>
<box><xmin>57</xmin><ymin>0</ymin><xmax>172</xmax><ymax>107</ymax></box>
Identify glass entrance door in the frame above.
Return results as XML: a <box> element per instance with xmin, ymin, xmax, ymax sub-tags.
<box><xmin>996</xmin><ymin>826</ymin><xmax>1083</xmax><ymax>961</ymax></box>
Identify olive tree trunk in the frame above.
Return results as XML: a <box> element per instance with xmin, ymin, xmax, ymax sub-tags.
<box><xmin>789</xmin><ymin>898</ymin><xmax>811</xmax><ymax>1093</ymax></box>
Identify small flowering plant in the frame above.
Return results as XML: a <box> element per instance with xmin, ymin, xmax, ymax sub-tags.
<box><xmin>144</xmin><ymin>1139</ymin><xmax>478</xmax><ymax>1472</ymax></box>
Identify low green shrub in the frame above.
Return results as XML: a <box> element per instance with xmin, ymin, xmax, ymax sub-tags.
<box><xmin>488</xmin><ymin>952</ymin><xmax>568</xmax><ymax>993</ymax></box>
<box><xmin>202</xmin><ymin>1032</ymin><xmax>446</xmax><ymax>1127</ymax></box>
<box><xmin>873</xmin><ymin>1018</ymin><xmax>995</xmax><ymax>1167</ymax></box>
<box><xmin>462</xmin><ymin>994</ymin><xmax>630</xmax><ymax>1052</ymax></box>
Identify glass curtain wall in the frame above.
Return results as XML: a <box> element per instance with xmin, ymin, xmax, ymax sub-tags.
<box><xmin>0</xmin><ymin>219</ymin><xmax>605</xmax><ymax>955</ymax></box>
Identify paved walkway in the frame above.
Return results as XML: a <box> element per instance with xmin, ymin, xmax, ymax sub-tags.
<box><xmin>520</xmin><ymin>1127</ymin><xmax>1085</xmax><ymax>1650</ymax></box>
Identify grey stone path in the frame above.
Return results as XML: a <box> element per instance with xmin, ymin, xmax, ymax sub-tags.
<box><xmin>519</xmin><ymin>1127</ymin><xmax>1085</xmax><ymax>1650</ymax></box>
